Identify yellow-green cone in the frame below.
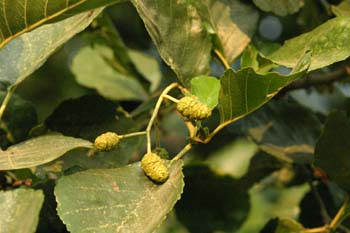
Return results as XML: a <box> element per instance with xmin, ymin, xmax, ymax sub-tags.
<box><xmin>141</xmin><ymin>152</ymin><xmax>169</xmax><ymax>183</ymax></box>
<box><xmin>177</xmin><ymin>96</ymin><xmax>212</xmax><ymax>120</ymax></box>
<box><xmin>94</xmin><ymin>132</ymin><xmax>120</xmax><ymax>151</ymax></box>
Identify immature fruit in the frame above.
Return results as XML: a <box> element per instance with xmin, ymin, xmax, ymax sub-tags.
<box><xmin>177</xmin><ymin>96</ymin><xmax>212</xmax><ymax>120</ymax></box>
<box><xmin>141</xmin><ymin>152</ymin><xmax>169</xmax><ymax>183</ymax></box>
<box><xmin>94</xmin><ymin>132</ymin><xmax>120</xmax><ymax>151</ymax></box>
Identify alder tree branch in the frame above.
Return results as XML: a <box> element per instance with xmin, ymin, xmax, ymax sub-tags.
<box><xmin>282</xmin><ymin>65</ymin><xmax>350</xmax><ymax>93</ymax></box>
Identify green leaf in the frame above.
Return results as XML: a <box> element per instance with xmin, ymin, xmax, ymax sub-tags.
<box><xmin>55</xmin><ymin>160</ymin><xmax>184</xmax><ymax>233</ymax></box>
<box><xmin>131</xmin><ymin>0</ymin><xmax>212</xmax><ymax>87</ymax></box>
<box><xmin>0</xmin><ymin>134</ymin><xmax>92</xmax><ymax>170</ymax></box>
<box><xmin>0</xmin><ymin>0</ymin><xmax>126</xmax><ymax>49</ymax></box>
<box><xmin>0</xmin><ymin>189</ymin><xmax>44</xmax><ymax>233</ymax></box>
<box><xmin>315</xmin><ymin>111</ymin><xmax>350</xmax><ymax>192</ymax></box>
<box><xmin>190</xmin><ymin>75</ymin><xmax>221</xmax><ymax>109</ymax></box>
<box><xmin>240</xmin><ymin>45</ymin><xmax>259</xmax><ymax>70</ymax></box>
<box><xmin>205</xmin><ymin>138</ymin><xmax>258</xmax><ymax>178</ymax></box>
<box><xmin>131</xmin><ymin>0</ymin><xmax>257</xmax><ymax>86</ymax></box>
<box><xmin>253</xmin><ymin>0</ymin><xmax>304</xmax><ymax>16</ymax></box>
<box><xmin>261</xmin><ymin>218</ymin><xmax>305</xmax><ymax>233</ymax></box>
<box><xmin>0</xmin><ymin>9</ymin><xmax>103</xmax><ymax>86</ymax></box>
<box><xmin>218</xmin><ymin>66</ymin><xmax>307</xmax><ymax>129</ymax></box>
<box><xmin>265</xmin><ymin>17</ymin><xmax>350</xmax><ymax>71</ymax></box>
<box><xmin>239</xmin><ymin>185</ymin><xmax>308</xmax><ymax>233</ymax></box>
<box><xmin>237</xmin><ymin>100</ymin><xmax>322</xmax><ymax>164</ymax></box>
<box><xmin>331</xmin><ymin>1</ymin><xmax>350</xmax><ymax>17</ymax></box>
<box><xmin>128</xmin><ymin>49</ymin><xmax>162</xmax><ymax>92</ymax></box>
<box><xmin>0</xmin><ymin>91</ymin><xmax>37</xmax><ymax>149</ymax></box>
<box><xmin>71</xmin><ymin>44</ymin><xmax>148</xmax><ymax>101</ymax></box>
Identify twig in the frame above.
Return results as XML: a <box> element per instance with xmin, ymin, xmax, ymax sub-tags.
<box><xmin>213</xmin><ymin>49</ymin><xmax>230</xmax><ymax>70</ymax></box>
<box><xmin>171</xmin><ymin>143</ymin><xmax>192</xmax><ymax>163</ymax></box>
<box><xmin>330</xmin><ymin>196</ymin><xmax>349</xmax><ymax>229</ymax></box>
<box><xmin>304</xmin><ymin>226</ymin><xmax>329</xmax><ymax>233</ymax></box>
<box><xmin>163</xmin><ymin>94</ymin><xmax>179</xmax><ymax>103</ymax></box>
<box><xmin>283</xmin><ymin>67</ymin><xmax>349</xmax><ymax>92</ymax></box>
<box><xmin>0</xmin><ymin>86</ymin><xmax>17</xmax><ymax>120</ymax></box>
<box><xmin>119</xmin><ymin>131</ymin><xmax>147</xmax><ymax>139</ymax></box>
<box><xmin>146</xmin><ymin>83</ymin><xmax>179</xmax><ymax>153</ymax></box>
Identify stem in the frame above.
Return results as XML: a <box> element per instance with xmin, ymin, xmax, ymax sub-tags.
<box><xmin>304</xmin><ymin>226</ymin><xmax>329</xmax><ymax>233</ymax></box>
<box><xmin>0</xmin><ymin>86</ymin><xmax>17</xmax><ymax>120</ymax></box>
<box><xmin>171</xmin><ymin>143</ymin><xmax>192</xmax><ymax>163</ymax></box>
<box><xmin>330</xmin><ymin>196</ymin><xmax>349</xmax><ymax>229</ymax></box>
<box><xmin>119</xmin><ymin>131</ymin><xmax>146</xmax><ymax>139</ymax></box>
<box><xmin>163</xmin><ymin>94</ymin><xmax>179</xmax><ymax>103</ymax></box>
<box><xmin>213</xmin><ymin>49</ymin><xmax>230</xmax><ymax>70</ymax></box>
<box><xmin>283</xmin><ymin>67</ymin><xmax>349</xmax><ymax>92</ymax></box>
<box><xmin>146</xmin><ymin>83</ymin><xmax>179</xmax><ymax>153</ymax></box>
<box><xmin>184</xmin><ymin>121</ymin><xmax>197</xmax><ymax>138</ymax></box>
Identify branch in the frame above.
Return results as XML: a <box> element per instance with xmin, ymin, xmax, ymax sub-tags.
<box><xmin>283</xmin><ymin>66</ymin><xmax>349</xmax><ymax>92</ymax></box>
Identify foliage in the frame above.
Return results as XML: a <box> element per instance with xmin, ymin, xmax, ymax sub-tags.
<box><xmin>1</xmin><ymin>1</ymin><xmax>350</xmax><ymax>233</ymax></box>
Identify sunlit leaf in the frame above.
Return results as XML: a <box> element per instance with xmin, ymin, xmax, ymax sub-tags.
<box><xmin>190</xmin><ymin>75</ymin><xmax>220</xmax><ymax>109</ymax></box>
<box><xmin>55</xmin><ymin>160</ymin><xmax>184</xmax><ymax>233</ymax></box>
<box><xmin>265</xmin><ymin>17</ymin><xmax>350</xmax><ymax>71</ymax></box>
<box><xmin>0</xmin><ymin>189</ymin><xmax>44</xmax><ymax>233</ymax></box>
<box><xmin>253</xmin><ymin>0</ymin><xmax>304</xmax><ymax>16</ymax></box>
<box><xmin>132</xmin><ymin>0</ymin><xmax>257</xmax><ymax>86</ymax></box>
<box><xmin>0</xmin><ymin>0</ymin><xmax>126</xmax><ymax>49</ymax></box>
<box><xmin>218</xmin><ymin>66</ymin><xmax>308</xmax><ymax>130</ymax></box>
<box><xmin>71</xmin><ymin>44</ymin><xmax>148</xmax><ymax>101</ymax></box>
<box><xmin>331</xmin><ymin>1</ymin><xmax>350</xmax><ymax>17</ymax></box>
<box><xmin>0</xmin><ymin>9</ymin><xmax>103</xmax><ymax>86</ymax></box>
<box><xmin>0</xmin><ymin>134</ymin><xmax>92</xmax><ymax>170</ymax></box>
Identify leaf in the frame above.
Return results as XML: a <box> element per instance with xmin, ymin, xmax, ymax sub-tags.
<box><xmin>218</xmin><ymin>66</ymin><xmax>307</xmax><ymax>130</ymax></box>
<box><xmin>0</xmin><ymin>91</ymin><xmax>37</xmax><ymax>149</ymax></box>
<box><xmin>240</xmin><ymin>45</ymin><xmax>259</xmax><ymax>70</ymax></box>
<box><xmin>331</xmin><ymin>1</ymin><xmax>350</xmax><ymax>17</ymax></box>
<box><xmin>132</xmin><ymin>0</ymin><xmax>257</xmax><ymax>86</ymax></box>
<box><xmin>0</xmin><ymin>0</ymin><xmax>126</xmax><ymax>49</ymax></box>
<box><xmin>205</xmin><ymin>138</ymin><xmax>258</xmax><ymax>178</ymax></box>
<box><xmin>290</xmin><ymin>83</ymin><xmax>350</xmax><ymax>115</ymax></box>
<box><xmin>128</xmin><ymin>49</ymin><xmax>162</xmax><ymax>92</ymax></box>
<box><xmin>0</xmin><ymin>9</ymin><xmax>103</xmax><ymax>86</ymax></box>
<box><xmin>239</xmin><ymin>185</ymin><xmax>308</xmax><ymax>233</ymax></box>
<box><xmin>55</xmin><ymin>160</ymin><xmax>184</xmax><ymax>233</ymax></box>
<box><xmin>131</xmin><ymin>0</ymin><xmax>212</xmax><ymax>87</ymax></box>
<box><xmin>265</xmin><ymin>17</ymin><xmax>350</xmax><ymax>71</ymax></box>
<box><xmin>253</xmin><ymin>0</ymin><xmax>304</xmax><ymax>16</ymax></box>
<box><xmin>190</xmin><ymin>75</ymin><xmax>221</xmax><ymax>109</ymax></box>
<box><xmin>236</xmin><ymin>100</ymin><xmax>322</xmax><ymax>164</ymax></box>
<box><xmin>175</xmin><ymin>165</ymin><xmax>250</xmax><ymax>233</ymax></box>
<box><xmin>204</xmin><ymin>0</ymin><xmax>258</xmax><ymax>63</ymax></box>
<box><xmin>261</xmin><ymin>218</ymin><xmax>305</xmax><ymax>233</ymax></box>
<box><xmin>71</xmin><ymin>44</ymin><xmax>148</xmax><ymax>101</ymax></box>
<box><xmin>0</xmin><ymin>189</ymin><xmax>44</xmax><ymax>233</ymax></box>
<box><xmin>314</xmin><ymin>110</ymin><xmax>350</xmax><ymax>192</ymax></box>
<box><xmin>0</xmin><ymin>134</ymin><xmax>92</xmax><ymax>170</ymax></box>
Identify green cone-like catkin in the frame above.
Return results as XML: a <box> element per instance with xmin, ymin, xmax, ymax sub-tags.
<box><xmin>94</xmin><ymin>132</ymin><xmax>120</xmax><ymax>151</ymax></box>
<box><xmin>141</xmin><ymin>152</ymin><xmax>169</xmax><ymax>183</ymax></box>
<box><xmin>177</xmin><ymin>96</ymin><xmax>212</xmax><ymax>120</ymax></box>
